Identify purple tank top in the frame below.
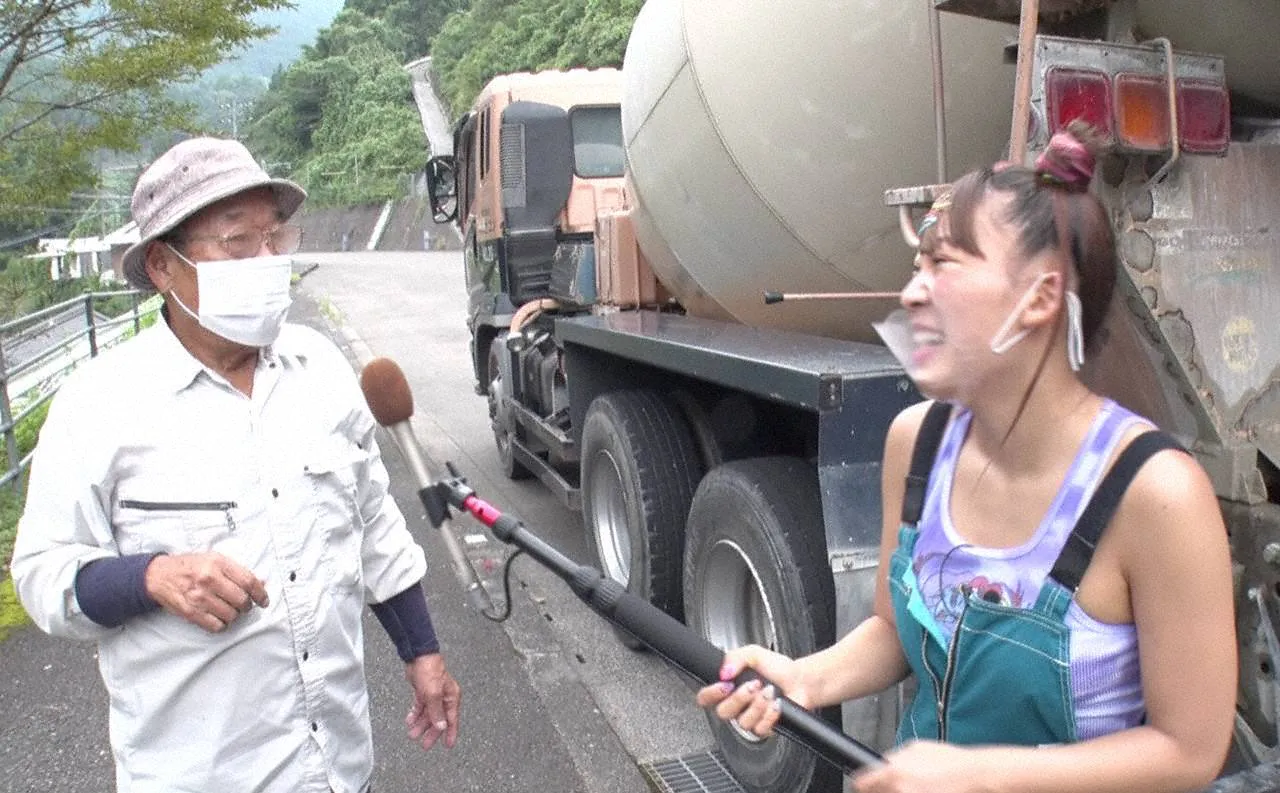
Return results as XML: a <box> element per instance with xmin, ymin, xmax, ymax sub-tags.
<box><xmin>911</xmin><ymin>399</ymin><xmax>1149</xmax><ymax>740</ymax></box>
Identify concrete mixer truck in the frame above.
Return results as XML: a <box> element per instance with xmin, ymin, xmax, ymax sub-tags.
<box><xmin>423</xmin><ymin>1</ymin><xmax>1280</xmax><ymax>791</ymax></box>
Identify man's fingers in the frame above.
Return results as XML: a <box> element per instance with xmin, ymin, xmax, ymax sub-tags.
<box><xmin>443</xmin><ymin>682</ymin><xmax>461</xmax><ymax>748</ymax></box>
<box><xmin>418</xmin><ymin>723</ymin><xmax>442</xmax><ymax>751</ymax></box>
<box><xmin>192</xmin><ymin>611</ymin><xmax>227</xmax><ymax>633</ymax></box>
<box><xmin>424</xmin><ymin>691</ymin><xmax>448</xmax><ymax>735</ymax></box>
<box><xmin>219</xmin><ymin>560</ymin><xmax>269</xmax><ymax>608</ymax></box>
<box><xmin>406</xmin><ymin>699</ymin><xmax>446</xmax><ymax>750</ymax></box>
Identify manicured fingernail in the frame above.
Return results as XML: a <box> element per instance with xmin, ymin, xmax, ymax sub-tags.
<box><xmin>745</xmin><ymin>679</ymin><xmax>762</xmax><ymax>693</ymax></box>
<box><xmin>762</xmin><ymin>684</ymin><xmax>776</xmax><ymax>699</ymax></box>
<box><xmin>435</xmin><ymin>721</ymin><xmax>447</xmax><ymax>730</ymax></box>
<box><xmin>718</xmin><ymin>681</ymin><xmax>734</xmax><ymax>694</ymax></box>
<box><xmin>719</xmin><ymin>663</ymin><xmax>737</xmax><ymax>681</ymax></box>
<box><xmin>770</xmin><ymin>697</ymin><xmax>782</xmax><ymax>711</ymax></box>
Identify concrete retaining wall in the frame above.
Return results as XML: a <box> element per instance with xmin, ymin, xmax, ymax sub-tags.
<box><xmin>295</xmin><ymin>197</ymin><xmax>462</xmax><ymax>253</ymax></box>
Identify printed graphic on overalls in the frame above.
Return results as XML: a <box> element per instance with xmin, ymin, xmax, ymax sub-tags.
<box><xmin>914</xmin><ymin>551</ymin><xmax>1029</xmax><ymax>635</ymax></box>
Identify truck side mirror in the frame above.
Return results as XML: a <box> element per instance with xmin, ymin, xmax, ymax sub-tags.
<box><xmin>426</xmin><ymin>155</ymin><xmax>458</xmax><ymax>223</ymax></box>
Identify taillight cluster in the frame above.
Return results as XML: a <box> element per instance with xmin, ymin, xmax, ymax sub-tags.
<box><xmin>1036</xmin><ymin>36</ymin><xmax>1230</xmax><ymax>156</ymax></box>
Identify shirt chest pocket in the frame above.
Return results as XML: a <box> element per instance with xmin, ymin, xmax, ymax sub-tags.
<box><xmin>302</xmin><ymin>442</ymin><xmax>368</xmax><ymax>591</ymax></box>
<box><xmin>113</xmin><ymin>499</ymin><xmax>238</xmax><ymax>556</ymax></box>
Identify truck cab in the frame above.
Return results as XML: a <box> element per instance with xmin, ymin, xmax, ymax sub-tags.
<box><xmin>432</xmin><ymin>70</ymin><xmax>629</xmax><ymax>396</ymax></box>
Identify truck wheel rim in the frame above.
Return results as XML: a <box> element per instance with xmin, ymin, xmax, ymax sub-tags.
<box><xmin>487</xmin><ymin>359</ymin><xmax>513</xmax><ymax>459</ymax></box>
<box><xmin>589</xmin><ymin>449</ymin><xmax>631</xmax><ymax>585</ymax></box>
<box><xmin>702</xmin><ymin>538</ymin><xmax>778</xmax><ymax>744</ymax></box>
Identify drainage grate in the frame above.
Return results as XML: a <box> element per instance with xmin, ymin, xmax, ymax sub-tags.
<box><xmin>639</xmin><ymin>749</ymin><xmax>746</xmax><ymax>793</ymax></box>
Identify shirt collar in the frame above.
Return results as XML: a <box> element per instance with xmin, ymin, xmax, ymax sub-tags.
<box><xmin>149</xmin><ymin>308</ymin><xmax>288</xmax><ymax>394</ymax></box>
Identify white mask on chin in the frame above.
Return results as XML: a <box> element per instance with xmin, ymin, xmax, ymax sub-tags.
<box><xmin>988</xmin><ymin>272</ymin><xmax>1051</xmax><ymax>355</ymax></box>
<box><xmin>166</xmin><ymin>244</ymin><xmax>293</xmax><ymax>347</ymax></box>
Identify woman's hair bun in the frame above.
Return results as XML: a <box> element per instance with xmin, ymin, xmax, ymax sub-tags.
<box><xmin>1034</xmin><ymin>120</ymin><xmax>1104</xmax><ymax>191</ymax></box>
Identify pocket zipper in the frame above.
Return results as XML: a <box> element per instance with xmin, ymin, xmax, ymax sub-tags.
<box><xmin>118</xmin><ymin>500</ymin><xmax>238</xmax><ymax>533</ymax></box>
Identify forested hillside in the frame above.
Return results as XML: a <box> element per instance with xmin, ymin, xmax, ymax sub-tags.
<box><xmin>242</xmin><ymin>0</ymin><xmax>643</xmax><ymax>207</ymax></box>
<box><xmin>430</xmin><ymin>0</ymin><xmax>643</xmax><ymax>114</ymax></box>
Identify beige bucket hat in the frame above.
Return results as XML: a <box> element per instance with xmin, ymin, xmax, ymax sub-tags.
<box><xmin>120</xmin><ymin>137</ymin><xmax>306</xmax><ymax>290</ymax></box>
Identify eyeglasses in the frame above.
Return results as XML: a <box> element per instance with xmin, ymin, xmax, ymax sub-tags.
<box><xmin>175</xmin><ymin>224</ymin><xmax>303</xmax><ymax>259</ymax></box>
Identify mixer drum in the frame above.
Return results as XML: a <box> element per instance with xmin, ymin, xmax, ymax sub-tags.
<box><xmin>622</xmin><ymin>0</ymin><xmax>1016</xmax><ymax>341</ymax></box>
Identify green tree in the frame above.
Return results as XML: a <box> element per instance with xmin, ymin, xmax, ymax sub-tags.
<box><xmin>346</xmin><ymin>0</ymin><xmax>468</xmax><ymax>62</ymax></box>
<box><xmin>245</xmin><ymin>10</ymin><xmax>428</xmax><ymax>205</ymax></box>
<box><xmin>0</xmin><ymin>0</ymin><xmax>291</xmax><ymax>228</ymax></box>
<box><xmin>429</xmin><ymin>0</ymin><xmax>642</xmax><ymax>115</ymax></box>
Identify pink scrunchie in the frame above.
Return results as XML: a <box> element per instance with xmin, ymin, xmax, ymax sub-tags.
<box><xmin>1034</xmin><ymin>131</ymin><xmax>1095</xmax><ymax>189</ymax></box>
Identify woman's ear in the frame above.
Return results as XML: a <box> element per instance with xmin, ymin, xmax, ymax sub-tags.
<box><xmin>1021</xmin><ymin>266</ymin><xmax>1066</xmax><ymax>331</ymax></box>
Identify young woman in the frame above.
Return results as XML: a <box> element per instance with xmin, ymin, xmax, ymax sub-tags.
<box><xmin>696</xmin><ymin>126</ymin><xmax>1236</xmax><ymax>793</ymax></box>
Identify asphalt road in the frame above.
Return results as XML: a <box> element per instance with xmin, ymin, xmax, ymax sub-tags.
<box><xmin>0</xmin><ymin>250</ymin><xmax>714</xmax><ymax>793</ymax></box>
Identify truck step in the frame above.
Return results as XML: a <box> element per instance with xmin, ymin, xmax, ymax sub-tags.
<box><xmin>510</xmin><ymin>400</ymin><xmax>576</xmax><ymax>454</ymax></box>
<box><xmin>510</xmin><ymin>437</ymin><xmax>581</xmax><ymax>511</ymax></box>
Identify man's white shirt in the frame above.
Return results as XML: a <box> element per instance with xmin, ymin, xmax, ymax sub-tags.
<box><xmin>11</xmin><ymin>316</ymin><xmax>427</xmax><ymax>793</ymax></box>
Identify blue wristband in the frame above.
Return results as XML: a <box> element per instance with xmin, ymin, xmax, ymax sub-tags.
<box><xmin>74</xmin><ymin>553</ymin><xmax>163</xmax><ymax>627</ymax></box>
<box><xmin>370</xmin><ymin>584</ymin><xmax>440</xmax><ymax>661</ymax></box>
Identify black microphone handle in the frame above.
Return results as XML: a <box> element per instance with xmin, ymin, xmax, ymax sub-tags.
<box><xmin>598</xmin><ymin>573</ymin><xmax>884</xmax><ymax>773</ymax></box>
<box><xmin>455</xmin><ymin>490</ymin><xmax>884</xmax><ymax>773</ymax></box>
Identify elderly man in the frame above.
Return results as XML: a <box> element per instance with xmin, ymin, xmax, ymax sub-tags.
<box><xmin>11</xmin><ymin>137</ymin><xmax>460</xmax><ymax>793</ymax></box>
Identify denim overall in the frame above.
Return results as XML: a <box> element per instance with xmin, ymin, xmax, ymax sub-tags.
<box><xmin>887</xmin><ymin>402</ymin><xmax>1181</xmax><ymax>747</ymax></box>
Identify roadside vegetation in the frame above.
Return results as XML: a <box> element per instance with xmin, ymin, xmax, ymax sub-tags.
<box><xmin>430</xmin><ymin>0</ymin><xmax>643</xmax><ymax>116</ymax></box>
<box><xmin>0</xmin><ymin>0</ymin><xmax>289</xmax><ymax>235</ymax></box>
<box><xmin>245</xmin><ymin>6</ymin><xmax>440</xmax><ymax>206</ymax></box>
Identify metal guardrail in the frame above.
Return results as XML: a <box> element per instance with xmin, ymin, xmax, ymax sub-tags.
<box><xmin>0</xmin><ymin>290</ymin><xmax>162</xmax><ymax>491</ymax></box>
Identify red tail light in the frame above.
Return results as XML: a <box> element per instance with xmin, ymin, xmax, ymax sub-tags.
<box><xmin>1046</xmin><ymin>68</ymin><xmax>1113</xmax><ymax>141</ymax></box>
<box><xmin>1177</xmin><ymin>79</ymin><xmax>1230</xmax><ymax>154</ymax></box>
<box><xmin>1114</xmin><ymin>74</ymin><xmax>1170</xmax><ymax>151</ymax></box>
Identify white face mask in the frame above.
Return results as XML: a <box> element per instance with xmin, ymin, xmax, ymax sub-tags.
<box><xmin>166</xmin><ymin>245</ymin><xmax>293</xmax><ymax>347</ymax></box>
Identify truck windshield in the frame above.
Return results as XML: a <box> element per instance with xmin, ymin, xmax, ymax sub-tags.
<box><xmin>570</xmin><ymin>105</ymin><xmax>625</xmax><ymax>178</ymax></box>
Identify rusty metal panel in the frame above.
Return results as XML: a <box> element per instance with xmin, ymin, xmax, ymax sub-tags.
<box><xmin>1118</xmin><ymin>144</ymin><xmax>1280</xmax><ymax>477</ymax></box>
<box><xmin>934</xmin><ymin>0</ymin><xmax>1111</xmax><ymax>24</ymax></box>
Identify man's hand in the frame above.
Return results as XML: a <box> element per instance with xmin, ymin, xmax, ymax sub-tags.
<box><xmin>404</xmin><ymin>653</ymin><xmax>460</xmax><ymax>750</ymax></box>
<box><xmin>143</xmin><ymin>552</ymin><xmax>269</xmax><ymax>632</ymax></box>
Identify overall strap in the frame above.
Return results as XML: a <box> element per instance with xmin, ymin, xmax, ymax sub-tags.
<box><xmin>901</xmin><ymin>401</ymin><xmax>953</xmax><ymax>525</ymax></box>
<box><xmin>1050</xmin><ymin>430</ymin><xmax>1186</xmax><ymax>591</ymax></box>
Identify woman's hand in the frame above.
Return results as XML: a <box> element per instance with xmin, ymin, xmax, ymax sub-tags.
<box><xmin>853</xmin><ymin>741</ymin><xmax>990</xmax><ymax>793</ymax></box>
<box><xmin>694</xmin><ymin>644</ymin><xmax>808</xmax><ymax>738</ymax></box>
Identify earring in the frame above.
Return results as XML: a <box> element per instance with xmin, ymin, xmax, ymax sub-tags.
<box><xmin>1066</xmin><ymin>291</ymin><xmax>1085</xmax><ymax>371</ymax></box>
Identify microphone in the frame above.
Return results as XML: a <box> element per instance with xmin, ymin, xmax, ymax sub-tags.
<box><xmin>359</xmin><ymin>357</ymin><xmax>495</xmax><ymax>613</ymax></box>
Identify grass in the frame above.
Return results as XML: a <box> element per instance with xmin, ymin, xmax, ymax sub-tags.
<box><xmin>0</xmin><ymin>575</ymin><xmax>26</xmax><ymax>642</ymax></box>
<box><xmin>0</xmin><ymin>401</ymin><xmax>49</xmax><ymax>640</ymax></box>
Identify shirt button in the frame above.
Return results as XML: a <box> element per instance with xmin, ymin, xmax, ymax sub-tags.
<box><xmin>311</xmin><ymin>722</ymin><xmax>318</xmax><ymax>732</ymax></box>
<box><xmin>289</xmin><ymin>571</ymin><xmax>297</xmax><ymax>582</ymax></box>
<box><xmin>271</xmin><ymin>488</ymin><xmax>279</xmax><ymax>498</ymax></box>
<box><xmin>302</xmin><ymin>651</ymin><xmax>309</xmax><ymax>661</ymax></box>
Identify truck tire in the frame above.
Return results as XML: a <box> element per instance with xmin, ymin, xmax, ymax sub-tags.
<box><xmin>581</xmin><ymin>390</ymin><xmax>702</xmax><ymax>626</ymax></box>
<box><xmin>487</xmin><ymin>337</ymin><xmax>532</xmax><ymax>480</ymax></box>
<box><xmin>684</xmin><ymin>457</ymin><xmax>840</xmax><ymax>793</ymax></box>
